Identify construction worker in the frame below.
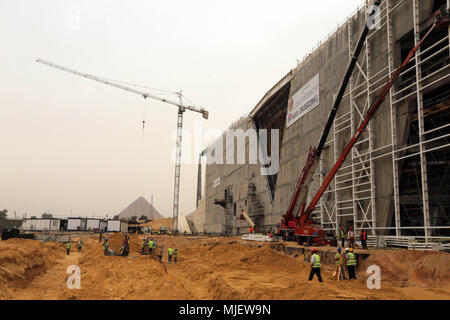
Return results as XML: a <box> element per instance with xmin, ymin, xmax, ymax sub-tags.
<box><xmin>347</xmin><ymin>227</ymin><xmax>355</xmax><ymax>248</ymax></box>
<box><xmin>148</xmin><ymin>238</ymin><xmax>154</xmax><ymax>254</ymax></box>
<box><xmin>360</xmin><ymin>228</ymin><xmax>368</xmax><ymax>250</ymax></box>
<box><xmin>340</xmin><ymin>227</ymin><xmax>346</xmax><ymax>247</ymax></box>
<box><xmin>345</xmin><ymin>248</ymin><xmax>357</xmax><ymax>279</ymax></box>
<box><xmin>174</xmin><ymin>248</ymin><xmax>178</xmax><ymax>263</ymax></box>
<box><xmin>66</xmin><ymin>241</ymin><xmax>71</xmax><ymax>255</ymax></box>
<box><xmin>141</xmin><ymin>238</ymin><xmax>147</xmax><ymax>254</ymax></box>
<box><xmin>168</xmin><ymin>247</ymin><xmax>173</xmax><ymax>263</ymax></box>
<box><xmin>98</xmin><ymin>233</ymin><xmax>103</xmax><ymax>243</ymax></box>
<box><xmin>334</xmin><ymin>247</ymin><xmax>346</xmax><ymax>280</ymax></box>
<box><xmin>308</xmin><ymin>248</ymin><xmax>323</xmax><ymax>282</ymax></box>
<box><xmin>103</xmin><ymin>237</ymin><xmax>109</xmax><ymax>255</ymax></box>
<box><xmin>77</xmin><ymin>240</ymin><xmax>83</xmax><ymax>252</ymax></box>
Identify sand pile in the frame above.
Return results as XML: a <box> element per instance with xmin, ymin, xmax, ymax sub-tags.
<box><xmin>0</xmin><ymin>238</ymin><xmax>64</xmax><ymax>299</ymax></box>
<box><xmin>360</xmin><ymin>250</ymin><xmax>450</xmax><ymax>288</ymax></box>
<box><xmin>141</xmin><ymin>218</ymin><xmax>173</xmax><ymax>230</ymax></box>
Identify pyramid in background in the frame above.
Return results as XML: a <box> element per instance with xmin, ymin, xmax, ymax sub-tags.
<box><xmin>117</xmin><ymin>196</ymin><xmax>164</xmax><ymax>220</ymax></box>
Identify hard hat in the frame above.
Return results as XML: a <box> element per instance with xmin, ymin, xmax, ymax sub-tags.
<box><xmin>345</xmin><ymin>248</ymin><xmax>349</xmax><ymax>252</ymax></box>
<box><xmin>350</xmin><ymin>227</ymin><xmax>353</xmax><ymax>230</ymax></box>
<box><xmin>337</xmin><ymin>247</ymin><xmax>341</xmax><ymax>252</ymax></box>
<box><xmin>311</xmin><ymin>248</ymin><xmax>317</xmax><ymax>253</ymax></box>
<box><xmin>175</xmin><ymin>248</ymin><xmax>178</xmax><ymax>251</ymax></box>
<box><xmin>350</xmin><ymin>248</ymin><xmax>353</xmax><ymax>252</ymax></box>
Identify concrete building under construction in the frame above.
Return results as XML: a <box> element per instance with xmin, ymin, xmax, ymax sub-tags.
<box><xmin>186</xmin><ymin>0</ymin><xmax>450</xmax><ymax>241</ymax></box>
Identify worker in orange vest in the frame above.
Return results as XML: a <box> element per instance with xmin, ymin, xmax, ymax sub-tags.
<box><xmin>360</xmin><ymin>228</ymin><xmax>368</xmax><ymax>250</ymax></box>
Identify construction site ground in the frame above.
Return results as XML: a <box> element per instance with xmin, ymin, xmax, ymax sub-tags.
<box><xmin>1</xmin><ymin>233</ymin><xmax>449</xmax><ymax>300</ymax></box>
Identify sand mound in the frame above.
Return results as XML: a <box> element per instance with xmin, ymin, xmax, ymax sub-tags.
<box><xmin>359</xmin><ymin>250</ymin><xmax>450</xmax><ymax>287</ymax></box>
<box><xmin>140</xmin><ymin>218</ymin><xmax>173</xmax><ymax>230</ymax></box>
<box><xmin>0</xmin><ymin>238</ymin><xmax>64</xmax><ymax>299</ymax></box>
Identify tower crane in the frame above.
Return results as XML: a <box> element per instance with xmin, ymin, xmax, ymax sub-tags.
<box><xmin>36</xmin><ymin>59</ymin><xmax>209</xmax><ymax>231</ymax></box>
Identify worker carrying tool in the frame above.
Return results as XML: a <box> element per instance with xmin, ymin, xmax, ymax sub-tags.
<box><xmin>345</xmin><ymin>248</ymin><xmax>357</xmax><ymax>279</ymax></box>
<box><xmin>340</xmin><ymin>227</ymin><xmax>346</xmax><ymax>247</ymax></box>
<box><xmin>66</xmin><ymin>241</ymin><xmax>71</xmax><ymax>255</ymax></box>
<box><xmin>308</xmin><ymin>248</ymin><xmax>323</xmax><ymax>282</ymax></box>
<box><xmin>334</xmin><ymin>247</ymin><xmax>346</xmax><ymax>280</ymax></box>
<box><xmin>77</xmin><ymin>240</ymin><xmax>83</xmax><ymax>252</ymax></box>
<box><xmin>174</xmin><ymin>248</ymin><xmax>178</xmax><ymax>263</ymax></box>
<box><xmin>168</xmin><ymin>247</ymin><xmax>174</xmax><ymax>263</ymax></box>
<box><xmin>347</xmin><ymin>227</ymin><xmax>355</xmax><ymax>249</ymax></box>
<box><xmin>360</xmin><ymin>228</ymin><xmax>368</xmax><ymax>250</ymax></box>
<box><xmin>148</xmin><ymin>238</ymin><xmax>154</xmax><ymax>255</ymax></box>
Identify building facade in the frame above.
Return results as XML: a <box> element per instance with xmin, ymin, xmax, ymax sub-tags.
<box><xmin>188</xmin><ymin>0</ymin><xmax>450</xmax><ymax>240</ymax></box>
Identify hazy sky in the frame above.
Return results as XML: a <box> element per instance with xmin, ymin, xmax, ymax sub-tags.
<box><xmin>0</xmin><ymin>0</ymin><xmax>365</xmax><ymax>219</ymax></box>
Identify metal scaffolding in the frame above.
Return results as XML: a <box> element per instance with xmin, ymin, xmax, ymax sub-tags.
<box><xmin>318</xmin><ymin>0</ymin><xmax>450</xmax><ymax>243</ymax></box>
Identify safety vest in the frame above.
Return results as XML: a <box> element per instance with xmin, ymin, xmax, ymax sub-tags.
<box><xmin>104</xmin><ymin>241</ymin><xmax>109</xmax><ymax>248</ymax></box>
<box><xmin>347</xmin><ymin>252</ymin><xmax>357</xmax><ymax>266</ymax></box>
<box><xmin>174</xmin><ymin>251</ymin><xmax>178</xmax><ymax>258</ymax></box>
<box><xmin>168</xmin><ymin>248</ymin><xmax>173</xmax><ymax>255</ymax></box>
<box><xmin>361</xmin><ymin>232</ymin><xmax>367</xmax><ymax>240</ymax></box>
<box><xmin>66</xmin><ymin>243</ymin><xmax>71</xmax><ymax>249</ymax></box>
<box><xmin>340</xmin><ymin>230</ymin><xmax>345</xmax><ymax>239</ymax></box>
<box><xmin>312</xmin><ymin>253</ymin><xmax>321</xmax><ymax>268</ymax></box>
<box><xmin>335</xmin><ymin>253</ymin><xmax>341</xmax><ymax>266</ymax></box>
<box><xmin>141</xmin><ymin>241</ymin><xmax>146</xmax><ymax>248</ymax></box>
<box><xmin>148</xmin><ymin>241</ymin><xmax>154</xmax><ymax>248</ymax></box>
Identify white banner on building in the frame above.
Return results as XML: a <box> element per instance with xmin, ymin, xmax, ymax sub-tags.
<box><xmin>286</xmin><ymin>74</ymin><xmax>320</xmax><ymax>128</ymax></box>
<box><xmin>213</xmin><ymin>177</ymin><xmax>221</xmax><ymax>188</ymax></box>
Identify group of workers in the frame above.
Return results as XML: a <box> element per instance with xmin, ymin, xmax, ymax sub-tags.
<box><xmin>308</xmin><ymin>247</ymin><xmax>358</xmax><ymax>282</ymax></box>
<box><xmin>65</xmin><ymin>239</ymin><xmax>83</xmax><ymax>255</ymax></box>
<box><xmin>338</xmin><ymin>227</ymin><xmax>368</xmax><ymax>250</ymax></box>
<box><xmin>141</xmin><ymin>237</ymin><xmax>178</xmax><ymax>263</ymax></box>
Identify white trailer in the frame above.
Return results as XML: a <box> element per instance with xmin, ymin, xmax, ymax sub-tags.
<box><xmin>67</xmin><ymin>218</ymin><xmax>83</xmax><ymax>231</ymax></box>
<box><xmin>86</xmin><ymin>219</ymin><xmax>100</xmax><ymax>230</ymax></box>
<box><xmin>22</xmin><ymin>219</ymin><xmax>60</xmax><ymax>231</ymax></box>
<box><xmin>48</xmin><ymin>219</ymin><xmax>61</xmax><ymax>231</ymax></box>
<box><xmin>107</xmin><ymin>220</ymin><xmax>122</xmax><ymax>232</ymax></box>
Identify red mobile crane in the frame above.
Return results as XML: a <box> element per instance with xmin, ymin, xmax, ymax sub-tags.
<box><xmin>278</xmin><ymin>5</ymin><xmax>449</xmax><ymax>245</ymax></box>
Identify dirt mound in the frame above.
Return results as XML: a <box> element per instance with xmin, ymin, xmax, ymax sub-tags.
<box><xmin>359</xmin><ymin>250</ymin><xmax>450</xmax><ymax>287</ymax></box>
<box><xmin>141</xmin><ymin>218</ymin><xmax>173</xmax><ymax>230</ymax></box>
<box><xmin>0</xmin><ymin>238</ymin><xmax>64</xmax><ymax>299</ymax></box>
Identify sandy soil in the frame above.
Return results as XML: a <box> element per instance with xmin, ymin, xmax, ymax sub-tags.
<box><xmin>1</xmin><ymin>234</ymin><xmax>450</xmax><ymax>300</ymax></box>
<box><xmin>140</xmin><ymin>218</ymin><xmax>173</xmax><ymax>230</ymax></box>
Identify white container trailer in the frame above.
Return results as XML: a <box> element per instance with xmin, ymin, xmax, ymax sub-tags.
<box><xmin>107</xmin><ymin>219</ymin><xmax>125</xmax><ymax>232</ymax></box>
<box><xmin>86</xmin><ymin>219</ymin><xmax>100</xmax><ymax>230</ymax></box>
<box><xmin>48</xmin><ymin>219</ymin><xmax>61</xmax><ymax>231</ymax></box>
<box><xmin>67</xmin><ymin>218</ymin><xmax>82</xmax><ymax>231</ymax></box>
<box><xmin>22</xmin><ymin>219</ymin><xmax>60</xmax><ymax>231</ymax></box>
